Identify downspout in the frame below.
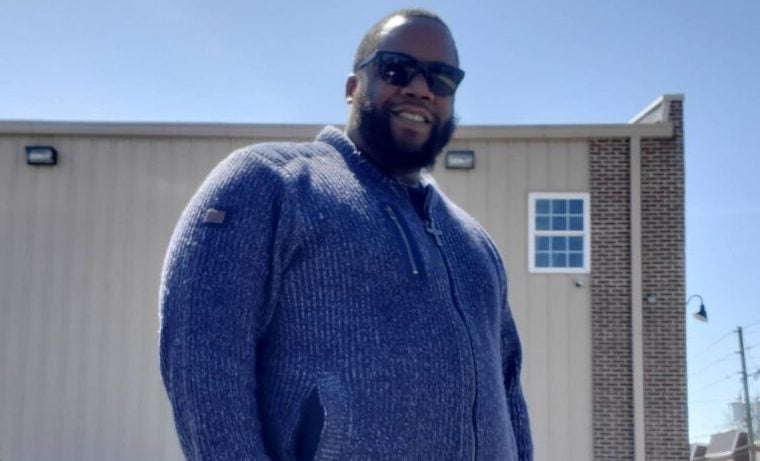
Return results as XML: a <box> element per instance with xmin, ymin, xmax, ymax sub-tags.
<box><xmin>630</xmin><ymin>135</ymin><xmax>646</xmax><ymax>461</ymax></box>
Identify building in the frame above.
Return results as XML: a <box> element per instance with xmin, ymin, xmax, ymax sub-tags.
<box><xmin>690</xmin><ymin>430</ymin><xmax>760</xmax><ymax>461</ymax></box>
<box><xmin>0</xmin><ymin>94</ymin><xmax>686</xmax><ymax>460</ymax></box>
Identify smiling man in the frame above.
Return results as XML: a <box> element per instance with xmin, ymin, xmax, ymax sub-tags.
<box><xmin>160</xmin><ymin>9</ymin><xmax>532</xmax><ymax>461</ymax></box>
<box><xmin>346</xmin><ymin>13</ymin><xmax>459</xmax><ymax>183</ymax></box>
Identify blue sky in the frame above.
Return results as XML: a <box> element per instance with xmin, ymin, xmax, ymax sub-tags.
<box><xmin>2</xmin><ymin>0</ymin><xmax>759</xmax><ymax>444</ymax></box>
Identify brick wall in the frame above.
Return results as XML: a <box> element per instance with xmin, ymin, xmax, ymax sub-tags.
<box><xmin>590</xmin><ymin>138</ymin><xmax>634</xmax><ymax>460</ymax></box>
<box><xmin>589</xmin><ymin>99</ymin><xmax>687</xmax><ymax>460</ymax></box>
<box><xmin>641</xmin><ymin>100</ymin><xmax>688</xmax><ymax>460</ymax></box>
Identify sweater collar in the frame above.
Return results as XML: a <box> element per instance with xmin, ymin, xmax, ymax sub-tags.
<box><xmin>315</xmin><ymin>126</ymin><xmax>437</xmax><ymax>192</ymax></box>
<box><xmin>315</xmin><ymin>126</ymin><xmax>405</xmax><ymax>194</ymax></box>
<box><xmin>315</xmin><ymin>126</ymin><xmax>357</xmax><ymax>160</ymax></box>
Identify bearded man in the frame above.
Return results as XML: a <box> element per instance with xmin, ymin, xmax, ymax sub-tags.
<box><xmin>160</xmin><ymin>9</ymin><xmax>533</xmax><ymax>461</ymax></box>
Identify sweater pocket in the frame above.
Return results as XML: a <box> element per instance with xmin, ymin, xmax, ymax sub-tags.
<box><xmin>292</xmin><ymin>373</ymin><xmax>353</xmax><ymax>461</ymax></box>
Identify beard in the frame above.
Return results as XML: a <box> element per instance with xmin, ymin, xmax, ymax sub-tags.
<box><xmin>353</xmin><ymin>95</ymin><xmax>456</xmax><ymax>174</ymax></box>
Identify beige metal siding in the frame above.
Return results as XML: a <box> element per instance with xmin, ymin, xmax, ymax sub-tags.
<box><xmin>1</xmin><ymin>132</ymin><xmax>592</xmax><ymax>461</ymax></box>
<box><xmin>438</xmin><ymin>138</ymin><xmax>593</xmax><ymax>461</ymax></box>
<box><xmin>0</xmin><ymin>135</ymin><xmax>271</xmax><ymax>461</ymax></box>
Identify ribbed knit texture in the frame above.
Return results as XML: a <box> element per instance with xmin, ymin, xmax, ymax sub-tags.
<box><xmin>159</xmin><ymin>126</ymin><xmax>533</xmax><ymax>460</ymax></box>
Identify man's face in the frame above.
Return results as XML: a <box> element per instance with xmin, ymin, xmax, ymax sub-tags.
<box><xmin>347</xmin><ymin>17</ymin><xmax>459</xmax><ymax>176</ymax></box>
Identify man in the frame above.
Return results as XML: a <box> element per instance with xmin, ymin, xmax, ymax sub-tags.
<box><xmin>160</xmin><ymin>9</ymin><xmax>532</xmax><ymax>461</ymax></box>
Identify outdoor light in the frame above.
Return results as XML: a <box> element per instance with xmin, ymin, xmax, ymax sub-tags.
<box><xmin>686</xmin><ymin>294</ymin><xmax>708</xmax><ymax>322</ymax></box>
<box><xmin>445</xmin><ymin>150</ymin><xmax>475</xmax><ymax>170</ymax></box>
<box><xmin>25</xmin><ymin>145</ymin><xmax>58</xmax><ymax>165</ymax></box>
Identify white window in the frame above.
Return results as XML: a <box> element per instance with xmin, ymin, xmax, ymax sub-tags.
<box><xmin>529</xmin><ymin>193</ymin><xmax>590</xmax><ymax>273</ymax></box>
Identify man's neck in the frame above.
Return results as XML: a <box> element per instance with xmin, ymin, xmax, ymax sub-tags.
<box><xmin>345</xmin><ymin>128</ymin><xmax>422</xmax><ymax>185</ymax></box>
<box><xmin>395</xmin><ymin>170</ymin><xmax>422</xmax><ymax>186</ymax></box>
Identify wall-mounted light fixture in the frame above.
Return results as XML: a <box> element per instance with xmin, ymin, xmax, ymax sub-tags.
<box><xmin>445</xmin><ymin>150</ymin><xmax>475</xmax><ymax>170</ymax></box>
<box><xmin>25</xmin><ymin>145</ymin><xmax>58</xmax><ymax>166</ymax></box>
<box><xmin>686</xmin><ymin>294</ymin><xmax>707</xmax><ymax>322</ymax></box>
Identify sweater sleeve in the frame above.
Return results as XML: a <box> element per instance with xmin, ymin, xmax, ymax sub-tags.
<box><xmin>159</xmin><ymin>147</ymin><xmax>294</xmax><ymax>460</ymax></box>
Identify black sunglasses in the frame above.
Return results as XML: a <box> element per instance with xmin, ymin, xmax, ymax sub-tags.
<box><xmin>356</xmin><ymin>51</ymin><xmax>465</xmax><ymax>97</ymax></box>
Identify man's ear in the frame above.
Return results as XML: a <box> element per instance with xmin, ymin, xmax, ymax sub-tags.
<box><xmin>345</xmin><ymin>74</ymin><xmax>358</xmax><ymax>103</ymax></box>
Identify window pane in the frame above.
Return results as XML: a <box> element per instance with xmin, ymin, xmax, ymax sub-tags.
<box><xmin>569</xmin><ymin>199</ymin><xmax>584</xmax><ymax>214</ymax></box>
<box><xmin>552</xmin><ymin>236</ymin><xmax>567</xmax><ymax>250</ymax></box>
<box><xmin>536</xmin><ymin>253</ymin><xmax>550</xmax><ymax>267</ymax></box>
<box><xmin>552</xmin><ymin>216</ymin><xmax>567</xmax><ymax>230</ymax></box>
<box><xmin>569</xmin><ymin>253</ymin><xmax>584</xmax><ymax>267</ymax></box>
<box><xmin>531</xmin><ymin>195</ymin><xmax>589</xmax><ymax>272</ymax></box>
<box><xmin>552</xmin><ymin>199</ymin><xmax>567</xmax><ymax>214</ymax></box>
<box><xmin>536</xmin><ymin>236</ymin><xmax>550</xmax><ymax>251</ymax></box>
<box><xmin>536</xmin><ymin>199</ymin><xmax>550</xmax><ymax>214</ymax></box>
<box><xmin>569</xmin><ymin>236</ymin><xmax>583</xmax><ymax>251</ymax></box>
<box><xmin>569</xmin><ymin>216</ymin><xmax>584</xmax><ymax>231</ymax></box>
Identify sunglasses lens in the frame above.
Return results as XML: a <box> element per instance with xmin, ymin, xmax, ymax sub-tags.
<box><xmin>373</xmin><ymin>52</ymin><xmax>464</xmax><ymax>97</ymax></box>
<box><xmin>377</xmin><ymin>54</ymin><xmax>416</xmax><ymax>86</ymax></box>
<box><xmin>427</xmin><ymin>64</ymin><xmax>460</xmax><ymax>96</ymax></box>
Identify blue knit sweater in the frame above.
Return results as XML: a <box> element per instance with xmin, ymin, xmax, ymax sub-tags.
<box><xmin>159</xmin><ymin>126</ymin><xmax>532</xmax><ymax>460</ymax></box>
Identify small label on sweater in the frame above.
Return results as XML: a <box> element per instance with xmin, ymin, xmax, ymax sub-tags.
<box><xmin>203</xmin><ymin>208</ymin><xmax>226</xmax><ymax>224</ymax></box>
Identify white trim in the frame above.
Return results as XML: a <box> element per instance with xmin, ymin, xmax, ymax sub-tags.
<box><xmin>528</xmin><ymin>192</ymin><xmax>591</xmax><ymax>274</ymax></box>
<box><xmin>0</xmin><ymin>94</ymin><xmax>683</xmax><ymax>139</ymax></box>
<box><xmin>0</xmin><ymin>120</ymin><xmax>674</xmax><ymax>140</ymax></box>
<box><xmin>0</xmin><ymin>120</ymin><xmax>324</xmax><ymax>140</ymax></box>
<box><xmin>628</xmin><ymin>94</ymin><xmax>684</xmax><ymax>124</ymax></box>
<box><xmin>630</xmin><ymin>136</ymin><xmax>646</xmax><ymax>461</ymax></box>
<box><xmin>455</xmin><ymin>123</ymin><xmax>674</xmax><ymax>139</ymax></box>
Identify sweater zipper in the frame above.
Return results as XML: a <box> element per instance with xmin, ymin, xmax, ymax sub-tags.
<box><xmin>423</xmin><ymin>197</ymin><xmax>478</xmax><ymax>461</ymax></box>
<box><xmin>384</xmin><ymin>204</ymin><xmax>420</xmax><ymax>276</ymax></box>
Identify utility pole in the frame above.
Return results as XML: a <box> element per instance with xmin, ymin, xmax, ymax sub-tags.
<box><xmin>738</xmin><ymin>326</ymin><xmax>757</xmax><ymax>461</ymax></box>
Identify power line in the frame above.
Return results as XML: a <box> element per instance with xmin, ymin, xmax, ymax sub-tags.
<box><xmin>690</xmin><ymin>330</ymin><xmax>740</xmax><ymax>340</ymax></box>
<box><xmin>745</xmin><ymin>331</ymin><xmax>760</xmax><ymax>341</ymax></box>
<box><xmin>692</xmin><ymin>374</ymin><xmax>739</xmax><ymax>394</ymax></box>
<box><xmin>691</xmin><ymin>330</ymin><xmax>736</xmax><ymax>357</ymax></box>
<box><xmin>689</xmin><ymin>351</ymin><xmax>743</xmax><ymax>378</ymax></box>
<box><xmin>691</xmin><ymin>430</ymin><xmax>728</xmax><ymax>440</ymax></box>
<box><xmin>691</xmin><ymin>398</ymin><xmax>740</xmax><ymax>405</ymax></box>
<box><xmin>746</xmin><ymin>347</ymin><xmax>760</xmax><ymax>376</ymax></box>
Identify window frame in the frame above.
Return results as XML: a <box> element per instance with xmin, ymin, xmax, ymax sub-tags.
<box><xmin>528</xmin><ymin>192</ymin><xmax>591</xmax><ymax>274</ymax></box>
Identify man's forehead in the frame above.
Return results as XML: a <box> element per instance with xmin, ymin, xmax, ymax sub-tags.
<box><xmin>375</xmin><ymin>15</ymin><xmax>457</xmax><ymax>64</ymax></box>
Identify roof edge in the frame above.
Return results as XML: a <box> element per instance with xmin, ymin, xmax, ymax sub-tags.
<box><xmin>629</xmin><ymin>94</ymin><xmax>684</xmax><ymax>125</ymax></box>
<box><xmin>0</xmin><ymin>120</ymin><xmax>674</xmax><ymax>140</ymax></box>
<box><xmin>0</xmin><ymin>120</ymin><xmax>326</xmax><ymax>140</ymax></box>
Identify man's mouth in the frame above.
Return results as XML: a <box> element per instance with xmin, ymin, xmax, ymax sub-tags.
<box><xmin>392</xmin><ymin>107</ymin><xmax>432</xmax><ymax>124</ymax></box>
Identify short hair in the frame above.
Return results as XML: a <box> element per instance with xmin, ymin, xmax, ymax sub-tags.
<box><xmin>352</xmin><ymin>9</ymin><xmax>458</xmax><ymax>71</ymax></box>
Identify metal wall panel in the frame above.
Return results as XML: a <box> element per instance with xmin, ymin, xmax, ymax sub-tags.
<box><xmin>0</xmin><ymin>134</ymin><xmax>268</xmax><ymax>461</ymax></box>
<box><xmin>0</xmin><ymin>132</ymin><xmax>592</xmax><ymax>461</ymax></box>
<box><xmin>438</xmin><ymin>138</ymin><xmax>592</xmax><ymax>461</ymax></box>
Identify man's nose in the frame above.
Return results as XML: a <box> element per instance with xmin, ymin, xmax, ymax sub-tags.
<box><xmin>401</xmin><ymin>71</ymin><xmax>435</xmax><ymax>100</ymax></box>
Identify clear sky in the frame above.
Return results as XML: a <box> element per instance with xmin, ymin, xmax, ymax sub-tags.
<box><xmin>2</xmin><ymin>0</ymin><xmax>759</xmax><ymax>445</ymax></box>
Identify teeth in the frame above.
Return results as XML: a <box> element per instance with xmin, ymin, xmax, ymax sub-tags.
<box><xmin>397</xmin><ymin>111</ymin><xmax>426</xmax><ymax>122</ymax></box>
